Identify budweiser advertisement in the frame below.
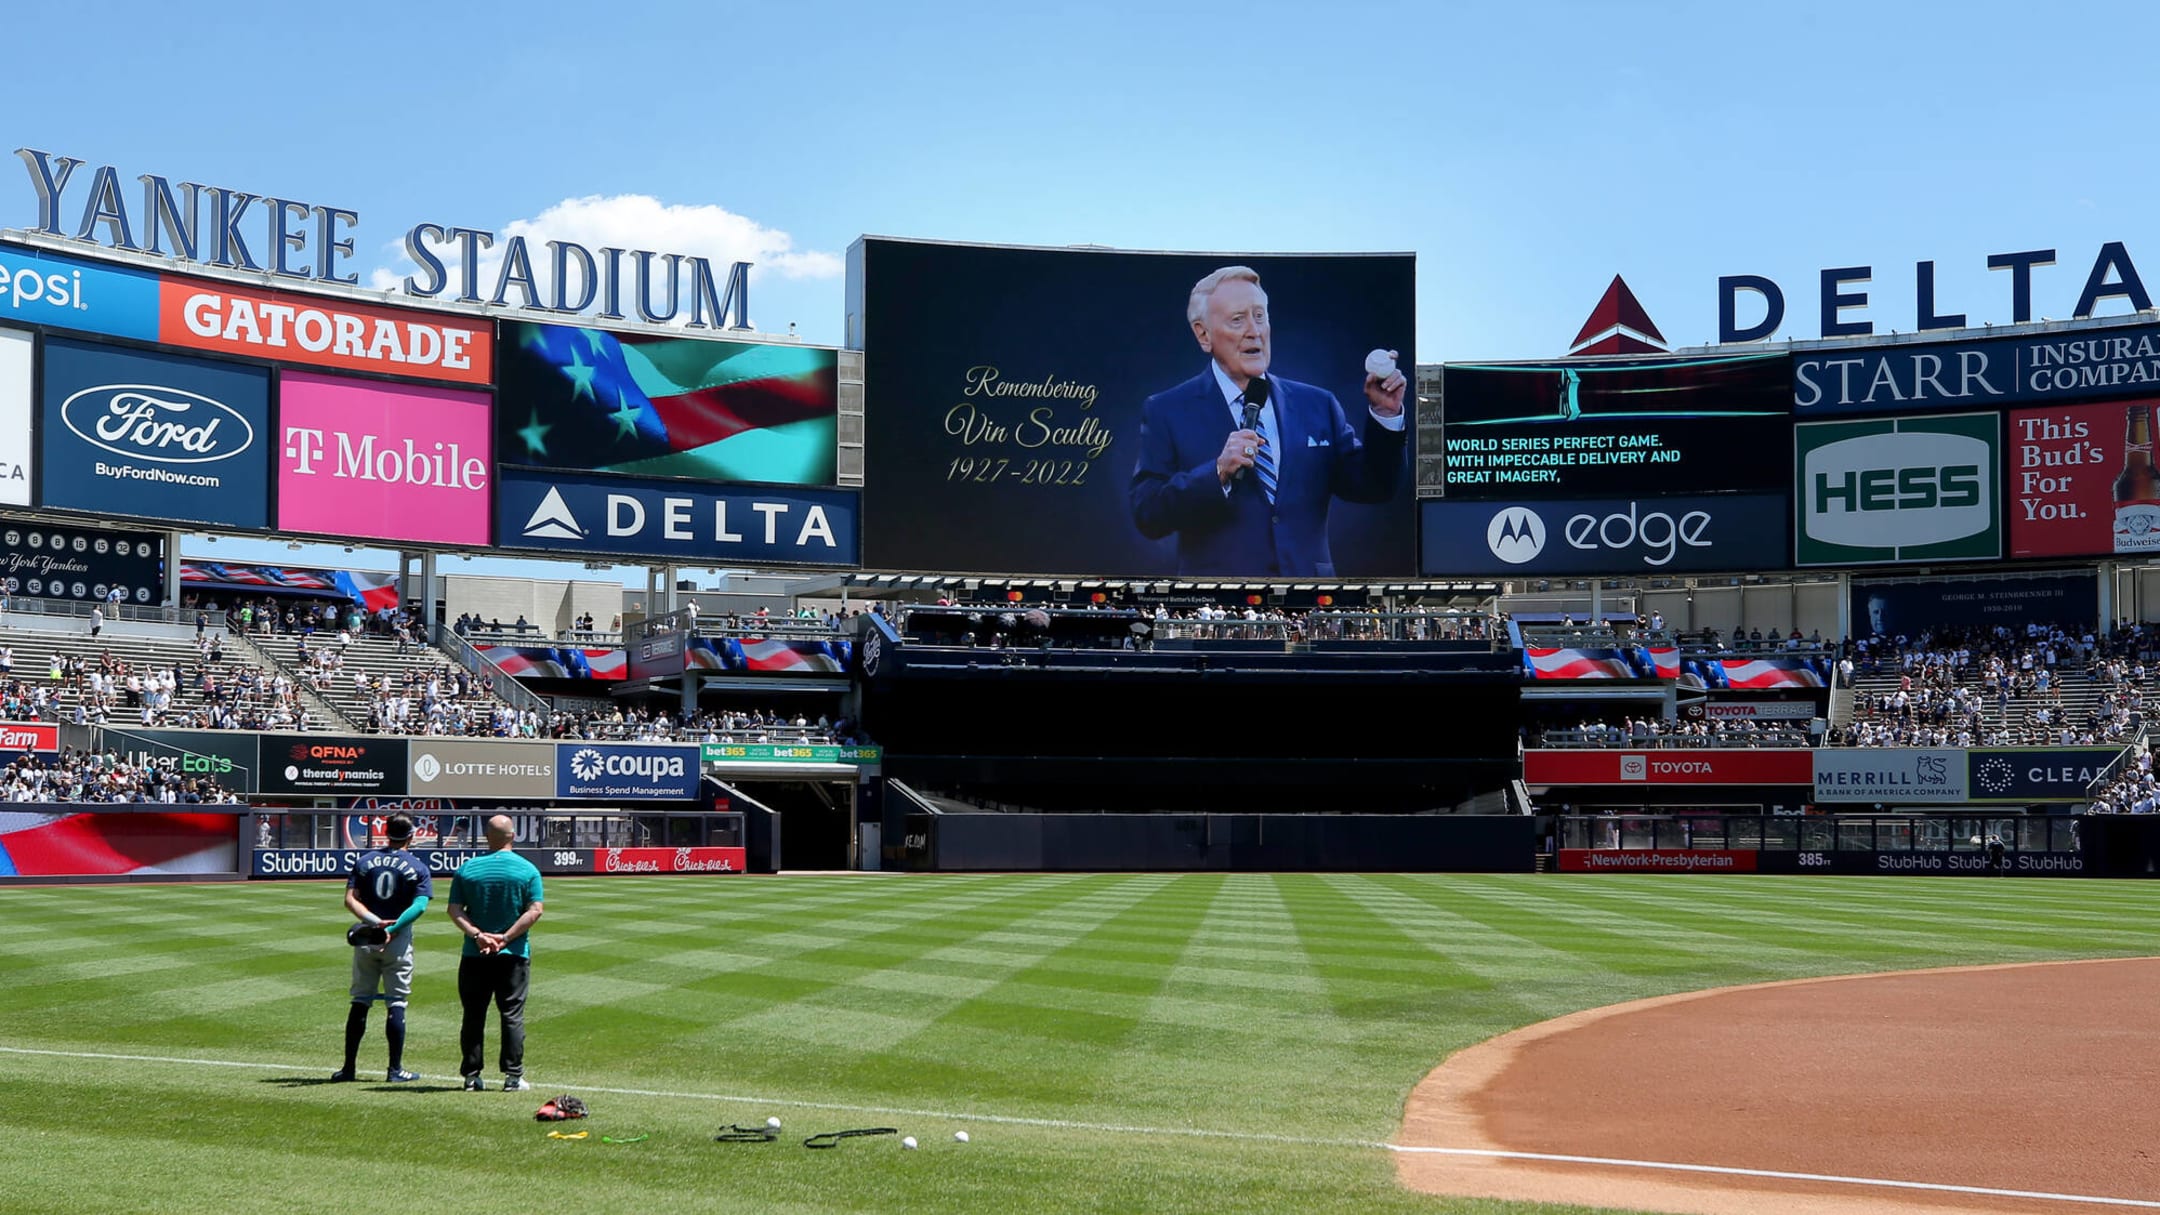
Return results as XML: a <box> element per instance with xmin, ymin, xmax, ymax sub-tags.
<box><xmin>1523</xmin><ymin>749</ymin><xmax>1814</xmax><ymax>786</ymax></box>
<box><xmin>276</xmin><ymin>372</ymin><xmax>491</xmax><ymax>545</ymax></box>
<box><xmin>2010</xmin><ymin>399</ymin><xmax>2160</xmax><ymax>558</ymax></box>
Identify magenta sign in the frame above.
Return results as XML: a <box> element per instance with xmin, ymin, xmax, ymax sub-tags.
<box><xmin>277</xmin><ymin>371</ymin><xmax>490</xmax><ymax>545</ymax></box>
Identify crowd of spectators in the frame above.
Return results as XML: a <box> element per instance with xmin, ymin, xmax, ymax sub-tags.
<box><xmin>1830</xmin><ymin>621</ymin><xmax>2144</xmax><ymax>748</ymax></box>
<box><xmin>0</xmin><ymin>748</ymin><xmax>241</xmax><ymax>803</ymax></box>
<box><xmin>1535</xmin><ymin>717</ymin><xmax>1812</xmax><ymax>748</ymax></box>
<box><xmin>0</xmin><ymin>639</ymin><xmax>310</xmax><ymax>732</ymax></box>
<box><xmin>2085</xmin><ymin>742</ymin><xmax>2156</xmax><ymax>814</ymax></box>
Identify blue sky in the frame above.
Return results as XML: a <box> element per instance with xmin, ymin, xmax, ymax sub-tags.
<box><xmin>10</xmin><ymin>0</ymin><xmax>2158</xmax><ymax>582</ymax></box>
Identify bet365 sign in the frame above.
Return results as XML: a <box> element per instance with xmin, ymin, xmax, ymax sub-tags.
<box><xmin>1794</xmin><ymin>413</ymin><xmax>2001</xmax><ymax>566</ymax></box>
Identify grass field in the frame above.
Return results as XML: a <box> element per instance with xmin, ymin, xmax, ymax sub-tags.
<box><xmin>2</xmin><ymin>872</ymin><xmax>2156</xmax><ymax>1214</ymax></box>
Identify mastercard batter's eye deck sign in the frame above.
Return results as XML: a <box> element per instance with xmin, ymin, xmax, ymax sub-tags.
<box><xmin>38</xmin><ymin>336</ymin><xmax>271</xmax><ymax>529</ymax></box>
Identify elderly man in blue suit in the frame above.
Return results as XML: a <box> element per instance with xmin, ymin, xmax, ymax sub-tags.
<box><xmin>1129</xmin><ymin>266</ymin><xmax>1407</xmax><ymax>576</ymax></box>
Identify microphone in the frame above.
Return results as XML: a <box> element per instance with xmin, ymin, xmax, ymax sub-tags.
<box><xmin>1239</xmin><ymin>377</ymin><xmax>1269</xmax><ymax>431</ymax></box>
<box><xmin>1235</xmin><ymin>378</ymin><xmax>1269</xmax><ymax>480</ymax></box>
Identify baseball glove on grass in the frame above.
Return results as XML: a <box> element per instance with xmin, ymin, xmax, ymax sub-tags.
<box><xmin>536</xmin><ymin>1094</ymin><xmax>588</xmax><ymax>1121</ymax></box>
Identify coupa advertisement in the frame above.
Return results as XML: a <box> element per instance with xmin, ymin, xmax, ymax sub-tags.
<box><xmin>854</xmin><ymin>238</ymin><xmax>1416</xmax><ymax>578</ymax></box>
<box><xmin>38</xmin><ymin>337</ymin><xmax>271</xmax><ymax>528</ymax></box>
<box><xmin>556</xmin><ymin>742</ymin><xmax>699</xmax><ymax>800</ymax></box>
<box><xmin>277</xmin><ymin>372</ymin><xmax>491</xmax><ymax>546</ymax></box>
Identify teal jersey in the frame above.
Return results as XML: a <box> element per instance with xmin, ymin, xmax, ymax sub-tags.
<box><xmin>448</xmin><ymin>850</ymin><xmax>544</xmax><ymax>958</ymax></box>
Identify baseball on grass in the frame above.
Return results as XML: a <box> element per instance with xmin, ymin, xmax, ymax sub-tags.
<box><xmin>766</xmin><ymin>1116</ymin><xmax>782</xmax><ymax>1129</ymax></box>
<box><xmin>954</xmin><ymin>1131</ymin><xmax>970</xmax><ymax>1143</ymax></box>
<box><xmin>901</xmin><ymin>1136</ymin><xmax>918</xmax><ymax>1150</ymax></box>
<box><xmin>1364</xmin><ymin>349</ymin><xmax>1398</xmax><ymax>379</ymax></box>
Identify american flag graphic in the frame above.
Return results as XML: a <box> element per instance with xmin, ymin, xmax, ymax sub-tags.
<box><xmin>476</xmin><ymin>646</ymin><xmax>628</xmax><ymax>681</ymax></box>
<box><xmin>0</xmin><ymin>812</ymin><xmax>235</xmax><ymax>876</ymax></box>
<box><xmin>682</xmin><ymin>637</ymin><xmax>852</xmax><ymax>674</ymax></box>
<box><xmin>1523</xmin><ymin>647</ymin><xmax>1637</xmax><ymax>680</ymax></box>
<box><xmin>497</xmin><ymin>321</ymin><xmax>839</xmax><ymax>485</ymax></box>
<box><xmin>182</xmin><ymin>562</ymin><xmax>339</xmax><ymax>592</ymax></box>
<box><xmin>1647</xmin><ymin>647</ymin><xmax>1681</xmax><ymax>679</ymax></box>
<box><xmin>1716</xmin><ymin>658</ymin><xmax>1826</xmax><ymax>689</ymax></box>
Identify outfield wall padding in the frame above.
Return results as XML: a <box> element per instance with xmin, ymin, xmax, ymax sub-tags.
<box><xmin>903</xmin><ymin>813</ymin><xmax>1536</xmax><ymax>873</ymax></box>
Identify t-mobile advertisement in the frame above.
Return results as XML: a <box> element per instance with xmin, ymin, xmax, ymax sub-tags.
<box><xmin>276</xmin><ymin>372</ymin><xmax>491</xmax><ymax>546</ymax></box>
<box><xmin>2010</xmin><ymin>399</ymin><xmax>2160</xmax><ymax>558</ymax></box>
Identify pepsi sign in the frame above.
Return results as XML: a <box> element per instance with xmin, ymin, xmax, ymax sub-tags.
<box><xmin>0</xmin><ymin>240</ymin><xmax>160</xmax><ymax>341</ymax></box>
<box><xmin>38</xmin><ymin>337</ymin><xmax>269</xmax><ymax>528</ymax></box>
<box><xmin>1420</xmin><ymin>493</ymin><xmax>1788</xmax><ymax>576</ymax></box>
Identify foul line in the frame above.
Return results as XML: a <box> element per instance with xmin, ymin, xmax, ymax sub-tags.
<box><xmin>0</xmin><ymin>1044</ymin><xmax>1365</xmax><ymax>1149</ymax></box>
<box><xmin>1388</xmin><ymin>1144</ymin><xmax>2160</xmax><ymax>1210</ymax></box>
<box><xmin>11</xmin><ymin>1043</ymin><xmax>2155</xmax><ymax>1208</ymax></box>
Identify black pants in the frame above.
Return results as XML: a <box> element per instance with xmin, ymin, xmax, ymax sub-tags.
<box><xmin>458</xmin><ymin>954</ymin><xmax>529</xmax><ymax>1078</ymax></box>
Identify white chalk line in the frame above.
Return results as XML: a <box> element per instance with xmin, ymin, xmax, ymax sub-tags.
<box><xmin>8</xmin><ymin>1043</ymin><xmax>2156</xmax><ymax>1209</ymax></box>
<box><xmin>1388</xmin><ymin>1144</ymin><xmax>2160</xmax><ymax>1210</ymax></box>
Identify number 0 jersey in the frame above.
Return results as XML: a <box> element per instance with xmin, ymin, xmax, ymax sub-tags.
<box><xmin>350</xmin><ymin>848</ymin><xmax>433</xmax><ymax>922</ymax></box>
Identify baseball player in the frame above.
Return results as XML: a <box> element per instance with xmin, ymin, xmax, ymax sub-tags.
<box><xmin>332</xmin><ymin>814</ymin><xmax>431</xmax><ymax>1083</ymax></box>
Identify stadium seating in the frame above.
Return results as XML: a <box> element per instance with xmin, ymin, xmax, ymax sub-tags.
<box><xmin>0</xmin><ymin>622</ymin><xmax>324</xmax><ymax>731</ymax></box>
<box><xmin>249</xmin><ymin>632</ymin><xmax>528</xmax><ymax>736</ymax></box>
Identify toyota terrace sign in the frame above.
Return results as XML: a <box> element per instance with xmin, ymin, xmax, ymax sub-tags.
<box><xmin>1522</xmin><ymin>750</ymin><xmax>1813</xmax><ymax>786</ymax></box>
<box><xmin>555</xmin><ymin>741</ymin><xmax>699</xmax><ymax>800</ymax></box>
<box><xmin>1813</xmin><ymin>748</ymin><xmax>1969</xmax><ymax>803</ymax></box>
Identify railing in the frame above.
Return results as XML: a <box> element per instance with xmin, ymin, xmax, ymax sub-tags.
<box><xmin>222</xmin><ymin>629</ymin><xmax>353</xmax><ymax>731</ymax></box>
<box><xmin>434</xmin><ymin>623</ymin><xmax>548</xmax><ymax>719</ymax></box>
<box><xmin>1536</xmin><ymin>727</ymin><xmax>1813</xmax><ymax>749</ymax></box>
<box><xmin>2086</xmin><ymin>724</ymin><xmax>2149</xmax><ymax>798</ymax></box>
<box><xmin>461</xmin><ymin>628</ymin><xmax>624</xmax><ymax>647</ymax></box>
<box><xmin>906</xmin><ymin>607</ymin><xmax>1497</xmax><ymax>646</ymax></box>
<box><xmin>1</xmin><ymin>598</ymin><xmax>188</xmax><ymax>626</ymax></box>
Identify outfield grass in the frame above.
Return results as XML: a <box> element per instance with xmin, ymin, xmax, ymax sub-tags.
<box><xmin>1</xmin><ymin>872</ymin><xmax>2155</xmax><ymax>1214</ymax></box>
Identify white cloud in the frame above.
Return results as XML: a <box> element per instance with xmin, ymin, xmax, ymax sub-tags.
<box><xmin>367</xmin><ymin>194</ymin><xmax>842</xmax><ymax>329</ymax></box>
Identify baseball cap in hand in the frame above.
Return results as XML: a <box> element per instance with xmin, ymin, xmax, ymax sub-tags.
<box><xmin>346</xmin><ymin>922</ymin><xmax>389</xmax><ymax>947</ymax></box>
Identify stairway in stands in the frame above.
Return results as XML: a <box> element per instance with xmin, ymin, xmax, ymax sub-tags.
<box><xmin>0</xmin><ymin>622</ymin><xmax>328</xmax><ymax>730</ymax></box>
<box><xmin>249</xmin><ymin>632</ymin><xmax>522</xmax><ymax>733</ymax></box>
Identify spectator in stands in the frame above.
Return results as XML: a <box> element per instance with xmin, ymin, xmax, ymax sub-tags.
<box><xmin>89</xmin><ymin>606</ymin><xmax>103</xmax><ymax>639</ymax></box>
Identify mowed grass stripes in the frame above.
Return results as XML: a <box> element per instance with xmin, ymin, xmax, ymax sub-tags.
<box><xmin>1</xmin><ymin>873</ymin><xmax>2155</xmax><ymax>1214</ymax></box>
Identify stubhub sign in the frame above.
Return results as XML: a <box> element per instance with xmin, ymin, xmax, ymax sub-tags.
<box><xmin>499</xmin><ymin>468</ymin><xmax>859</xmax><ymax>568</ymax></box>
<box><xmin>555</xmin><ymin>741</ymin><xmax>699</xmax><ymax>800</ymax></box>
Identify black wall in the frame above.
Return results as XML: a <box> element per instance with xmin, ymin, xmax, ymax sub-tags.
<box><xmin>904</xmin><ymin>813</ymin><xmax>1535</xmax><ymax>873</ymax></box>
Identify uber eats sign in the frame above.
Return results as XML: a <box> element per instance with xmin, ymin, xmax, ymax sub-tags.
<box><xmin>1795</xmin><ymin>412</ymin><xmax>2001</xmax><ymax>566</ymax></box>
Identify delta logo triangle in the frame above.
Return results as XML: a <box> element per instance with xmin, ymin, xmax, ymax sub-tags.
<box><xmin>1568</xmin><ymin>276</ymin><xmax>1668</xmax><ymax>356</ymax></box>
<box><xmin>523</xmin><ymin>486</ymin><xmax>587</xmax><ymax>540</ymax></box>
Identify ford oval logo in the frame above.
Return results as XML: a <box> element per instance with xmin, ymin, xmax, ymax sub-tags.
<box><xmin>60</xmin><ymin>383</ymin><xmax>254</xmax><ymax>465</ymax></box>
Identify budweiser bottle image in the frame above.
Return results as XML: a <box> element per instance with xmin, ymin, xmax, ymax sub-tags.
<box><xmin>2114</xmin><ymin>403</ymin><xmax>2160</xmax><ymax>553</ymax></box>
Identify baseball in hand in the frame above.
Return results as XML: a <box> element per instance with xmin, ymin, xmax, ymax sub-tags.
<box><xmin>1365</xmin><ymin>349</ymin><xmax>1398</xmax><ymax>379</ymax></box>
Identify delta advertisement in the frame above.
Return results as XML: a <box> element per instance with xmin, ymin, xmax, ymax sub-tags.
<box><xmin>276</xmin><ymin>372</ymin><xmax>492</xmax><ymax>546</ymax></box>
<box><xmin>0</xmin><ymin>327</ymin><xmax>30</xmax><ymax>505</ymax></box>
<box><xmin>1439</xmin><ymin>354</ymin><xmax>1790</xmax><ymax>499</ymax></box>
<box><xmin>2007</xmin><ymin>399</ymin><xmax>2160</xmax><ymax>558</ymax></box>
<box><xmin>495</xmin><ymin>467</ymin><xmax>859</xmax><ymax>568</ymax></box>
<box><xmin>0</xmin><ymin>240</ymin><xmax>490</xmax><ymax>385</ymax></box>
<box><xmin>1793</xmin><ymin>412</ymin><xmax>2001</xmax><ymax>566</ymax></box>
<box><xmin>1793</xmin><ymin>322</ymin><xmax>2160</xmax><ymax>414</ymax></box>
<box><xmin>0</xmin><ymin>521</ymin><xmax>162</xmax><ymax>606</ymax></box>
<box><xmin>1420</xmin><ymin>493</ymin><xmax>1787</xmax><ymax>575</ymax></box>
<box><xmin>496</xmin><ymin>321</ymin><xmax>837</xmax><ymax>486</ymax></box>
<box><xmin>38</xmin><ymin>337</ymin><xmax>271</xmax><ymax>528</ymax></box>
<box><xmin>1850</xmin><ymin>572</ymin><xmax>2096</xmax><ymax>637</ymax></box>
<box><xmin>853</xmin><ymin>238</ymin><xmax>1416</xmax><ymax>577</ymax></box>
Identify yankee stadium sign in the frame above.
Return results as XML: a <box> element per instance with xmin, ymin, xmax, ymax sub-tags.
<box><xmin>12</xmin><ymin>149</ymin><xmax>751</xmax><ymax>328</ymax></box>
